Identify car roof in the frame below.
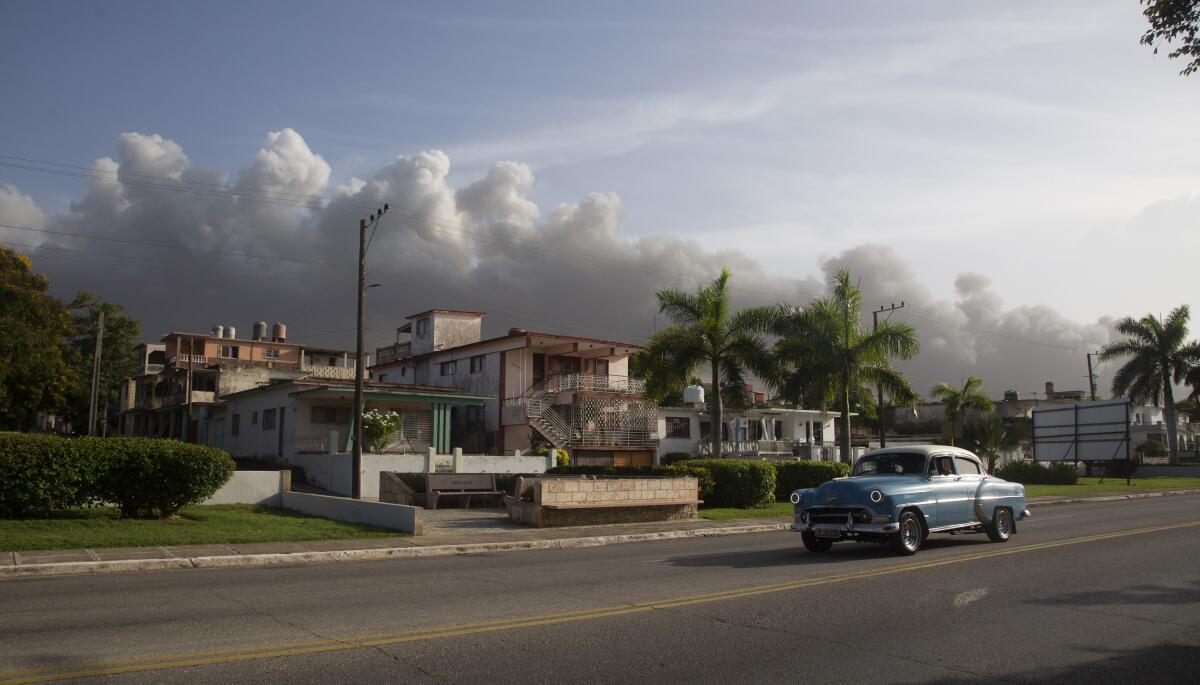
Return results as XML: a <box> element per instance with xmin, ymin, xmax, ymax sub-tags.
<box><xmin>862</xmin><ymin>445</ymin><xmax>980</xmax><ymax>459</ymax></box>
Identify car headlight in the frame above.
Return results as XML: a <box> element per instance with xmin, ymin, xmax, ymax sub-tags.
<box><xmin>870</xmin><ymin>489</ymin><xmax>884</xmax><ymax>503</ymax></box>
<box><xmin>790</xmin><ymin>491</ymin><xmax>802</xmax><ymax>504</ymax></box>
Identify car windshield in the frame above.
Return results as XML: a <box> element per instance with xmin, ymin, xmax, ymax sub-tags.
<box><xmin>852</xmin><ymin>453</ymin><xmax>927</xmax><ymax>476</ymax></box>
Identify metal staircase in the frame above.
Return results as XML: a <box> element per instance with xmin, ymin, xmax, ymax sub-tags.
<box><xmin>521</xmin><ymin>379</ymin><xmax>576</xmax><ymax>449</ymax></box>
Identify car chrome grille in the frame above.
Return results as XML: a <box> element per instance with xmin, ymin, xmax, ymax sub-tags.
<box><xmin>804</xmin><ymin>507</ymin><xmax>870</xmax><ymax>524</ymax></box>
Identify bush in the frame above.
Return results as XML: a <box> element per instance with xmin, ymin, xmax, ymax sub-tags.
<box><xmin>547</xmin><ymin>464</ymin><xmax>715</xmax><ymax>503</ymax></box>
<box><xmin>773</xmin><ymin>461</ymin><xmax>850</xmax><ymax>501</ymax></box>
<box><xmin>993</xmin><ymin>460</ymin><xmax>1079</xmax><ymax>485</ymax></box>
<box><xmin>95</xmin><ymin>438</ymin><xmax>235</xmax><ymax>518</ymax></box>
<box><xmin>675</xmin><ymin>459</ymin><xmax>776</xmax><ymax>508</ymax></box>
<box><xmin>0</xmin><ymin>432</ymin><xmax>103</xmax><ymax>517</ymax></box>
<box><xmin>0</xmin><ymin>434</ymin><xmax>235</xmax><ymax>519</ymax></box>
<box><xmin>660</xmin><ymin>452</ymin><xmax>692</xmax><ymax>466</ymax></box>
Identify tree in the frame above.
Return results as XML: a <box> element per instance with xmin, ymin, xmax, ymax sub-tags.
<box><xmin>929</xmin><ymin>376</ymin><xmax>994</xmax><ymax>446</ymax></box>
<box><xmin>1100</xmin><ymin>306</ymin><xmax>1200</xmax><ymax>464</ymax></box>
<box><xmin>645</xmin><ymin>268</ymin><xmax>777</xmax><ymax>458</ymax></box>
<box><xmin>962</xmin><ymin>412</ymin><xmax>1025</xmax><ymax>471</ymax></box>
<box><xmin>66</xmin><ymin>292</ymin><xmax>141</xmax><ymax>434</ymax></box>
<box><xmin>0</xmin><ymin>248</ymin><xmax>76</xmax><ymax>430</ymax></box>
<box><xmin>629</xmin><ymin>350</ymin><xmax>700</xmax><ymax>407</ymax></box>
<box><xmin>773</xmin><ymin>268</ymin><xmax>919</xmax><ymax>462</ymax></box>
<box><xmin>1141</xmin><ymin>0</ymin><xmax>1200</xmax><ymax>76</ymax></box>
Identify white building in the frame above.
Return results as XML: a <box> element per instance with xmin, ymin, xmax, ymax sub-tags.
<box><xmin>656</xmin><ymin>406</ymin><xmax>844</xmax><ymax>462</ymax></box>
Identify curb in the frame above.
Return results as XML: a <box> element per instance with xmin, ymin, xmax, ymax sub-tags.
<box><xmin>1027</xmin><ymin>488</ymin><xmax>1200</xmax><ymax>508</ymax></box>
<box><xmin>6</xmin><ymin>489</ymin><xmax>1200</xmax><ymax>580</ymax></box>
<box><xmin>0</xmin><ymin>523</ymin><xmax>790</xmax><ymax>579</ymax></box>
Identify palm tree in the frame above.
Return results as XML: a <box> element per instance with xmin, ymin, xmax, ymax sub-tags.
<box><xmin>1100</xmin><ymin>306</ymin><xmax>1200</xmax><ymax>464</ymax></box>
<box><xmin>645</xmin><ymin>268</ymin><xmax>777</xmax><ymax>458</ymax></box>
<box><xmin>929</xmin><ymin>376</ymin><xmax>993</xmax><ymax>446</ymax></box>
<box><xmin>773</xmin><ymin>268</ymin><xmax>919</xmax><ymax>462</ymax></box>
<box><xmin>962</xmin><ymin>412</ymin><xmax>1024</xmax><ymax>471</ymax></box>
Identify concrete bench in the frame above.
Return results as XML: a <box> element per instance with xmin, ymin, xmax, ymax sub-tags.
<box><xmin>426</xmin><ymin>473</ymin><xmax>504</xmax><ymax>509</ymax></box>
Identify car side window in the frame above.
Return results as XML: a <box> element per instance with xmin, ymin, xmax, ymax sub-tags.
<box><xmin>954</xmin><ymin>456</ymin><xmax>982</xmax><ymax>475</ymax></box>
<box><xmin>928</xmin><ymin>456</ymin><xmax>955</xmax><ymax>476</ymax></box>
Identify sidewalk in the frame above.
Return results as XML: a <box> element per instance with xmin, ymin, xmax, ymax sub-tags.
<box><xmin>4</xmin><ymin>489</ymin><xmax>1199</xmax><ymax>578</ymax></box>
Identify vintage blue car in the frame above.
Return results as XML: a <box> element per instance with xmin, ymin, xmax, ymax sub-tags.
<box><xmin>791</xmin><ymin>445</ymin><xmax>1030</xmax><ymax>555</ymax></box>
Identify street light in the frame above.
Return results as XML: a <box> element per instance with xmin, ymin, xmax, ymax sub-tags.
<box><xmin>353</xmin><ymin>204</ymin><xmax>388</xmax><ymax>499</ymax></box>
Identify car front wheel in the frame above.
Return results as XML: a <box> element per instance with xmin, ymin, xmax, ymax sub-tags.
<box><xmin>801</xmin><ymin>532</ymin><xmax>833</xmax><ymax>553</ymax></box>
<box><xmin>986</xmin><ymin>508</ymin><xmax>1013</xmax><ymax>543</ymax></box>
<box><xmin>889</xmin><ymin>511</ymin><xmax>923</xmax><ymax>556</ymax></box>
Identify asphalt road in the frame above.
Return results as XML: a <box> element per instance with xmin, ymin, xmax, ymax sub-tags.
<box><xmin>1</xmin><ymin>497</ymin><xmax>1198</xmax><ymax>684</ymax></box>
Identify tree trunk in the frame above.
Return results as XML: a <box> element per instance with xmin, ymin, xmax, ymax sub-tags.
<box><xmin>840</xmin><ymin>372</ymin><xmax>851</xmax><ymax>463</ymax></box>
<box><xmin>947</xmin><ymin>418</ymin><xmax>956</xmax><ymax>446</ymax></box>
<box><xmin>710</xmin><ymin>356</ymin><xmax>722</xmax><ymax>459</ymax></box>
<box><xmin>1163</xmin><ymin>373</ymin><xmax>1178</xmax><ymax>465</ymax></box>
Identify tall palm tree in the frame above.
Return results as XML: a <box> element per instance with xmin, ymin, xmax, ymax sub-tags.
<box><xmin>645</xmin><ymin>268</ymin><xmax>777</xmax><ymax>459</ymax></box>
<box><xmin>1101</xmin><ymin>306</ymin><xmax>1200</xmax><ymax>463</ymax></box>
<box><xmin>930</xmin><ymin>376</ymin><xmax>993</xmax><ymax>446</ymax></box>
<box><xmin>962</xmin><ymin>411</ymin><xmax>1024</xmax><ymax>471</ymax></box>
<box><xmin>773</xmin><ymin>268</ymin><xmax>919</xmax><ymax>462</ymax></box>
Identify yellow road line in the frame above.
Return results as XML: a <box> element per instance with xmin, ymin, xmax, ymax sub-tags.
<box><xmin>3</xmin><ymin>520</ymin><xmax>1196</xmax><ymax>685</ymax></box>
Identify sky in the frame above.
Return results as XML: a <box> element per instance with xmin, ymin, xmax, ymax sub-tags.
<box><xmin>1</xmin><ymin>0</ymin><xmax>1197</xmax><ymax>400</ymax></box>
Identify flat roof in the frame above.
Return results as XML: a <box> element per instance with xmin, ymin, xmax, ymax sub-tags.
<box><xmin>405</xmin><ymin>309</ymin><xmax>487</xmax><ymax>320</ymax></box>
<box><xmin>219</xmin><ymin>379</ymin><xmax>491</xmax><ymax>404</ymax></box>
<box><xmin>371</xmin><ymin>329</ymin><xmax>644</xmax><ymax>368</ymax></box>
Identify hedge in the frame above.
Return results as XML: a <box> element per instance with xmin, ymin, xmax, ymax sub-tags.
<box><xmin>993</xmin><ymin>460</ymin><xmax>1079</xmax><ymax>485</ymax></box>
<box><xmin>675</xmin><ymin>459</ymin><xmax>776</xmax><ymax>509</ymax></box>
<box><xmin>773</xmin><ymin>461</ymin><xmax>850</xmax><ymax>501</ymax></box>
<box><xmin>0</xmin><ymin>433</ymin><xmax>235</xmax><ymax>519</ymax></box>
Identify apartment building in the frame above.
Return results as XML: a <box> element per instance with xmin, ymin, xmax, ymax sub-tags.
<box><xmin>372</xmin><ymin>309</ymin><xmax>657</xmax><ymax>466</ymax></box>
<box><xmin>119</xmin><ymin>321</ymin><xmax>364</xmax><ymax>444</ymax></box>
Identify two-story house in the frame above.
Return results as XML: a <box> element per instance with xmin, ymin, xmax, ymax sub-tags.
<box><xmin>372</xmin><ymin>309</ymin><xmax>657</xmax><ymax>466</ymax></box>
<box><xmin>119</xmin><ymin>321</ymin><xmax>365</xmax><ymax>445</ymax></box>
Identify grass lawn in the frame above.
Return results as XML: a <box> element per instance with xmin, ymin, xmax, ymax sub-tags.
<box><xmin>1023</xmin><ymin>476</ymin><xmax>1200</xmax><ymax>499</ymax></box>
<box><xmin>698</xmin><ymin>501</ymin><xmax>793</xmax><ymax>521</ymax></box>
<box><xmin>0</xmin><ymin>504</ymin><xmax>402</xmax><ymax>552</ymax></box>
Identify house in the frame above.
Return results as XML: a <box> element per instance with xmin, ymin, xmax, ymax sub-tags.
<box><xmin>118</xmin><ymin>321</ymin><xmax>365</xmax><ymax>444</ymax></box>
<box><xmin>657</xmin><ymin>405</ymin><xmax>843</xmax><ymax>462</ymax></box>
<box><xmin>372</xmin><ymin>309</ymin><xmax>657</xmax><ymax>466</ymax></box>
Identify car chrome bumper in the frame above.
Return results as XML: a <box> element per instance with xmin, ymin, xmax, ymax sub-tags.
<box><xmin>1019</xmin><ymin>508</ymin><xmax>1031</xmax><ymax>520</ymax></box>
<box><xmin>791</xmin><ymin>522</ymin><xmax>900</xmax><ymax>534</ymax></box>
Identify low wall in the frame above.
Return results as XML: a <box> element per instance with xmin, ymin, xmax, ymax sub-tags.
<box><xmin>280</xmin><ymin>491</ymin><xmax>422</xmax><ymax>535</ymax></box>
<box><xmin>205</xmin><ymin>470</ymin><xmax>291</xmax><ymax>507</ymax></box>
<box><xmin>1135</xmin><ymin>466</ymin><xmax>1200</xmax><ymax>477</ymax></box>
<box><xmin>507</xmin><ymin>477</ymin><xmax>699</xmax><ymax>528</ymax></box>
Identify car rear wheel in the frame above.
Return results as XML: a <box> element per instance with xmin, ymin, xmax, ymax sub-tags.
<box><xmin>889</xmin><ymin>511</ymin><xmax>923</xmax><ymax>556</ymax></box>
<box><xmin>801</xmin><ymin>532</ymin><xmax>833</xmax><ymax>553</ymax></box>
<box><xmin>986</xmin><ymin>508</ymin><xmax>1013</xmax><ymax>543</ymax></box>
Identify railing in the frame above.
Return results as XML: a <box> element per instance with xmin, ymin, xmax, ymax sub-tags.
<box><xmin>168</xmin><ymin>354</ymin><xmax>209</xmax><ymax>366</ymax></box>
<box><xmin>137</xmin><ymin>364</ymin><xmax>164</xmax><ymax>376</ymax></box>
<box><xmin>294</xmin><ymin>433</ymin><xmax>331</xmax><ymax>454</ymax></box>
<box><xmin>576</xmin><ymin>428</ymin><xmax>657</xmax><ymax>448</ymax></box>
<box><xmin>375</xmin><ymin>343</ymin><xmax>411</xmax><ymax>365</ymax></box>
<box><xmin>545</xmin><ymin>374</ymin><xmax>646</xmax><ymax>395</ymax></box>
<box><xmin>301</xmin><ymin>364</ymin><xmax>358</xmax><ymax>380</ymax></box>
<box><xmin>698</xmin><ymin>441</ymin><xmax>832</xmax><ymax>458</ymax></box>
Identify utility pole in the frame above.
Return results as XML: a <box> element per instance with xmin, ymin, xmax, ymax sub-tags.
<box><xmin>353</xmin><ymin>204</ymin><xmax>388</xmax><ymax>500</ymax></box>
<box><xmin>88</xmin><ymin>309</ymin><xmax>105</xmax><ymax>436</ymax></box>
<box><xmin>185</xmin><ymin>336</ymin><xmax>194</xmax><ymax>442</ymax></box>
<box><xmin>873</xmin><ymin>302</ymin><xmax>905</xmax><ymax>448</ymax></box>
<box><xmin>1086</xmin><ymin>351</ymin><xmax>1100</xmax><ymax>401</ymax></box>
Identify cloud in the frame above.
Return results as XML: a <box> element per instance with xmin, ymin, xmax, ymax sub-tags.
<box><xmin>0</xmin><ymin>130</ymin><xmax>1118</xmax><ymax>399</ymax></box>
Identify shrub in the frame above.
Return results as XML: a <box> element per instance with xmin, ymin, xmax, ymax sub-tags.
<box><xmin>553</xmin><ymin>449</ymin><xmax>570</xmax><ymax>468</ymax></box>
<box><xmin>0</xmin><ymin>432</ymin><xmax>103</xmax><ymax>517</ymax></box>
<box><xmin>95</xmin><ymin>438</ymin><xmax>235</xmax><ymax>518</ymax></box>
<box><xmin>660</xmin><ymin>452</ymin><xmax>692</xmax><ymax>466</ymax></box>
<box><xmin>773</xmin><ymin>461</ymin><xmax>850</xmax><ymax>501</ymax></box>
<box><xmin>361</xmin><ymin>410</ymin><xmax>402</xmax><ymax>453</ymax></box>
<box><xmin>547</xmin><ymin>464</ymin><xmax>715</xmax><ymax>502</ymax></box>
<box><xmin>993</xmin><ymin>460</ymin><xmax>1079</xmax><ymax>485</ymax></box>
<box><xmin>675</xmin><ymin>459</ymin><xmax>776</xmax><ymax>508</ymax></box>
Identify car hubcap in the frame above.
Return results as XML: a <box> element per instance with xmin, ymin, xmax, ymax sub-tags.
<box><xmin>902</xmin><ymin>519</ymin><xmax>920</xmax><ymax>550</ymax></box>
<box><xmin>998</xmin><ymin>512</ymin><xmax>1011</xmax><ymax>537</ymax></box>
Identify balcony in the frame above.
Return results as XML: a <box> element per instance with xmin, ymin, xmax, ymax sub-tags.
<box><xmin>376</xmin><ymin>342</ymin><xmax>411</xmax><ymax>366</ymax></box>
<box><xmin>301</xmin><ymin>364</ymin><xmax>358</xmax><ymax>381</ymax></box>
<box><xmin>545</xmin><ymin>374</ymin><xmax>646</xmax><ymax>395</ymax></box>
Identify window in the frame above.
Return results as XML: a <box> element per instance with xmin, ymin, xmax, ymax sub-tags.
<box><xmin>593</xmin><ymin>359</ymin><xmax>609</xmax><ymax>376</ymax></box>
<box><xmin>231</xmin><ymin>414</ymin><xmax>240</xmax><ymax>436</ymax></box>
<box><xmin>220</xmin><ymin>345</ymin><xmax>240</xmax><ymax>359</ymax></box>
<box><xmin>263</xmin><ymin>347</ymin><xmax>280</xmax><ymax>360</ymax></box>
<box><xmin>440</xmin><ymin>360</ymin><xmax>457</xmax><ymax>376</ymax></box>
<box><xmin>469</xmin><ymin>355</ymin><xmax>485</xmax><ymax>374</ymax></box>
<box><xmin>415</xmin><ymin>318</ymin><xmax>429</xmax><ymax>337</ymax></box>
<box><xmin>311</xmin><ymin>406</ymin><xmax>350</xmax><ymax>424</ymax></box>
<box><xmin>251</xmin><ymin>410</ymin><xmax>258</xmax><ymax>425</ymax></box>
<box><xmin>401</xmin><ymin>367</ymin><xmax>407</xmax><ymax>377</ymax></box>
<box><xmin>929</xmin><ymin>456</ymin><xmax>955</xmax><ymax>476</ymax></box>
<box><xmin>378</xmin><ymin>373</ymin><xmax>388</xmax><ymax>383</ymax></box>
<box><xmin>465</xmin><ymin>406</ymin><xmax>483</xmax><ymax>425</ymax></box>
<box><xmin>328</xmin><ymin>357</ymin><xmax>337</xmax><ymax>367</ymax></box>
<box><xmin>262</xmin><ymin>408</ymin><xmax>276</xmax><ymax>430</ymax></box>
<box><xmin>665</xmin><ymin>416</ymin><xmax>690</xmax><ymax>439</ymax></box>
<box><xmin>954</xmin><ymin>456</ymin><xmax>982</xmax><ymax>475</ymax></box>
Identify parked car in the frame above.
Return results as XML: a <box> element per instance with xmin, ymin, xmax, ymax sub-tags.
<box><xmin>790</xmin><ymin>445</ymin><xmax>1030</xmax><ymax>556</ymax></box>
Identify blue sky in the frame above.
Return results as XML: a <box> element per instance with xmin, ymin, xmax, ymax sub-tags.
<box><xmin>1</xmin><ymin>0</ymin><xmax>1197</xmax><ymax>395</ymax></box>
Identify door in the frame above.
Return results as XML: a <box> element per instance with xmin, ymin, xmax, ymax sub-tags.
<box><xmin>212</xmin><ymin>419</ymin><xmax>224</xmax><ymax>450</ymax></box>
<box><xmin>928</xmin><ymin>454</ymin><xmax>973</xmax><ymax>526</ymax></box>
<box><xmin>532</xmin><ymin>353</ymin><xmax>545</xmax><ymax>385</ymax></box>
<box><xmin>277</xmin><ymin>406</ymin><xmax>285</xmax><ymax>457</ymax></box>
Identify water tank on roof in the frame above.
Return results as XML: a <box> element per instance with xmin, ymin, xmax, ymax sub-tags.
<box><xmin>273</xmin><ymin>322</ymin><xmax>287</xmax><ymax>343</ymax></box>
<box><xmin>212</xmin><ymin>325</ymin><xmax>224</xmax><ymax>339</ymax></box>
<box><xmin>253</xmin><ymin>321</ymin><xmax>268</xmax><ymax>341</ymax></box>
<box><xmin>684</xmin><ymin>385</ymin><xmax>705</xmax><ymax>406</ymax></box>
<box><xmin>225</xmin><ymin>326</ymin><xmax>236</xmax><ymax>339</ymax></box>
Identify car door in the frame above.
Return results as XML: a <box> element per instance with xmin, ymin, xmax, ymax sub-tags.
<box><xmin>928</xmin><ymin>454</ymin><xmax>973</xmax><ymax>526</ymax></box>
<box><xmin>953</xmin><ymin>455</ymin><xmax>986</xmax><ymax>522</ymax></box>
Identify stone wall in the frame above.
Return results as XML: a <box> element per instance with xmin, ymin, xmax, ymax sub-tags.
<box><xmin>506</xmin><ymin>477</ymin><xmax>699</xmax><ymax>527</ymax></box>
<box><xmin>536</xmin><ymin>477</ymin><xmax>698</xmax><ymax>506</ymax></box>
